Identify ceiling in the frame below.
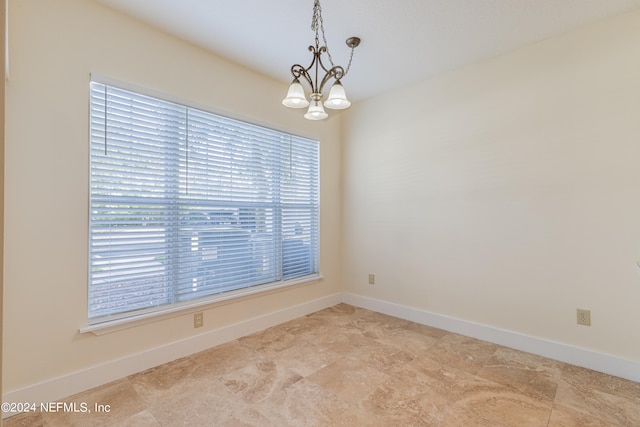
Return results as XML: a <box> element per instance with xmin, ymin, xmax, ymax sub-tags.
<box><xmin>97</xmin><ymin>0</ymin><xmax>640</xmax><ymax>102</ymax></box>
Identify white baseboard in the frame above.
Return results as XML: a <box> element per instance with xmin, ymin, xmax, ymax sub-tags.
<box><xmin>342</xmin><ymin>292</ymin><xmax>640</xmax><ymax>383</ymax></box>
<box><xmin>2</xmin><ymin>293</ymin><xmax>342</xmax><ymax>418</ymax></box>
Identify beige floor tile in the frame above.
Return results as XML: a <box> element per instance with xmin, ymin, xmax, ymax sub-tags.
<box><xmin>373</xmin><ymin>324</ymin><xmax>441</xmax><ymax>357</ymax></box>
<box><xmin>358</xmin><ymin>309</ymin><xmax>413</xmax><ymax>329</ymax></box>
<box><xmin>555</xmin><ymin>377</ymin><xmax>640</xmax><ymax>426</ymax></box>
<box><xmin>311</xmin><ymin>323</ymin><xmax>379</xmax><ymax>357</ymax></box>
<box><xmin>273</xmin><ymin>340</ymin><xmax>342</xmax><ymax>377</ymax></box>
<box><xmin>221</xmin><ymin>359</ymin><xmax>303</xmax><ymax>404</ymax></box>
<box><xmin>119</xmin><ymin>410</ymin><xmax>161</xmax><ymax>426</ymax></box>
<box><xmin>477</xmin><ymin>346</ymin><xmax>563</xmax><ymax>400</ymax></box>
<box><xmin>442</xmin><ymin>385</ymin><xmax>554</xmax><ymax>427</ymax></box>
<box><xmin>345</xmin><ymin>338</ymin><xmax>415</xmax><ymax>374</ymax></box>
<box><xmin>149</xmin><ymin>378</ymin><xmax>248</xmax><ymax>426</ymax></box>
<box><xmin>3</xmin><ymin>411</ymin><xmax>43</xmax><ymax>427</ymax></box>
<box><xmin>329</xmin><ymin>407</ymin><xmax>387</xmax><ymax>427</ymax></box>
<box><xmin>423</xmin><ymin>332</ymin><xmax>499</xmax><ymax>375</ymax></box>
<box><xmin>401</xmin><ymin>321</ymin><xmax>449</xmax><ymax>340</ymax></box>
<box><xmin>304</xmin><ymin>303</ymin><xmax>367</xmax><ymax>326</ymax></box>
<box><xmin>189</xmin><ymin>340</ymin><xmax>261</xmax><ymax>379</ymax></box>
<box><xmin>220</xmin><ymin>408</ymin><xmax>275</xmax><ymax>427</ymax></box>
<box><xmin>255</xmin><ymin>379</ymin><xmax>353</xmax><ymax>427</ymax></box>
<box><xmin>548</xmin><ymin>403</ymin><xmax>613</xmax><ymax>426</ymax></box>
<box><xmin>128</xmin><ymin>356</ymin><xmax>197</xmax><ymax>406</ymax></box>
<box><xmin>305</xmin><ymin>357</ymin><xmax>391</xmax><ymax>405</ymax></box>
<box><xmin>360</xmin><ymin>376</ymin><xmax>450</xmax><ymax>426</ymax></box>
<box><xmin>561</xmin><ymin>363</ymin><xmax>640</xmax><ymax>402</ymax></box>
<box><xmin>391</xmin><ymin>356</ymin><xmax>493</xmax><ymax>401</ymax></box>
<box><xmin>270</xmin><ymin>315</ymin><xmax>333</xmax><ymax>339</ymax></box>
<box><xmin>237</xmin><ymin>326</ymin><xmax>299</xmax><ymax>356</ymax></box>
<box><xmin>41</xmin><ymin>379</ymin><xmax>146</xmax><ymax>427</ymax></box>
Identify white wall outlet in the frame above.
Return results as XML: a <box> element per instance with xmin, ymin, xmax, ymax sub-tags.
<box><xmin>368</xmin><ymin>274</ymin><xmax>375</xmax><ymax>285</ymax></box>
<box><xmin>194</xmin><ymin>312</ymin><xmax>204</xmax><ymax>328</ymax></box>
<box><xmin>576</xmin><ymin>309</ymin><xmax>591</xmax><ymax>326</ymax></box>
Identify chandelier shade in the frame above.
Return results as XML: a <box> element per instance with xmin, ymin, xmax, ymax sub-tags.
<box><xmin>282</xmin><ymin>0</ymin><xmax>359</xmax><ymax>120</ymax></box>
<box><xmin>304</xmin><ymin>96</ymin><xmax>328</xmax><ymax>120</ymax></box>
<box><xmin>282</xmin><ymin>78</ymin><xmax>310</xmax><ymax>108</ymax></box>
<box><xmin>325</xmin><ymin>81</ymin><xmax>351</xmax><ymax>110</ymax></box>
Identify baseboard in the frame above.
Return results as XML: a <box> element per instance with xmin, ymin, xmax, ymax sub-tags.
<box><xmin>2</xmin><ymin>292</ymin><xmax>342</xmax><ymax>418</ymax></box>
<box><xmin>342</xmin><ymin>292</ymin><xmax>640</xmax><ymax>383</ymax></box>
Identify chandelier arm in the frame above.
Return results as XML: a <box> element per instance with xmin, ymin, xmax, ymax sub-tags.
<box><xmin>290</xmin><ymin>64</ymin><xmax>315</xmax><ymax>92</ymax></box>
<box><xmin>315</xmin><ymin>46</ymin><xmax>333</xmax><ymax>75</ymax></box>
<box><xmin>290</xmin><ymin>44</ymin><xmax>322</xmax><ymax>93</ymax></box>
<box><xmin>318</xmin><ymin>65</ymin><xmax>345</xmax><ymax>94</ymax></box>
<box><xmin>306</xmin><ymin>44</ymin><xmax>318</xmax><ymax>70</ymax></box>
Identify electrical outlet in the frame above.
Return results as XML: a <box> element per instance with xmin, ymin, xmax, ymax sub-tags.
<box><xmin>194</xmin><ymin>312</ymin><xmax>204</xmax><ymax>328</ymax></box>
<box><xmin>576</xmin><ymin>309</ymin><xmax>591</xmax><ymax>326</ymax></box>
<box><xmin>368</xmin><ymin>274</ymin><xmax>375</xmax><ymax>285</ymax></box>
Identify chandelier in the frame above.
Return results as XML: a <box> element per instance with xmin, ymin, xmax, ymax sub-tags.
<box><xmin>282</xmin><ymin>0</ymin><xmax>360</xmax><ymax>120</ymax></box>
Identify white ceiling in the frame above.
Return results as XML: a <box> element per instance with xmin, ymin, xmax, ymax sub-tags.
<box><xmin>97</xmin><ymin>0</ymin><xmax>640</xmax><ymax>101</ymax></box>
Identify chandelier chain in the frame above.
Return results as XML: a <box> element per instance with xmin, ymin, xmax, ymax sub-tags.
<box><xmin>311</xmin><ymin>0</ymin><xmax>355</xmax><ymax>77</ymax></box>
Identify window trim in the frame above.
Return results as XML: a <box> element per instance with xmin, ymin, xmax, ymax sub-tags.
<box><xmin>80</xmin><ymin>274</ymin><xmax>322</xmax><ymax>335</ymax></box>
<box><xmin>85</xmin><ymin>74</ymin><xmax>322</xmax><ymax>332</ymax></box>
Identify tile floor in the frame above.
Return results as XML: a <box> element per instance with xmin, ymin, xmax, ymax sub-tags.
<box><xmin>4</xmin><ymin>304</ymin><xmax>640</xmax><ymax>426</ymax></box>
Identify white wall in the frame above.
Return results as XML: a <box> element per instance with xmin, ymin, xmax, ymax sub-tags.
<box><xmin>342</xmin><ymin>10</ymin><xmax>640</xmax><ymax>362</ymax></box>
<box><xmin>3</xmin><ymin>0</ymin><xmax>343</xmax><ymax>393</ymax></box>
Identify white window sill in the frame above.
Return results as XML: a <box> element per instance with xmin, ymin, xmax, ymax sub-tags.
<box><xmin>80</xmin><ymin>274</ymin><xmax>323</xmax><ymax>336</ymax></box>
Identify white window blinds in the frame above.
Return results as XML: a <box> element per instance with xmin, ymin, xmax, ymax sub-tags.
<box><xmin>89</xmin><ymin>82</ymin><xmax>319</xmax><ymax>324</ymax></box>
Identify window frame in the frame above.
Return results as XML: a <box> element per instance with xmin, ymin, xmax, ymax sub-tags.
<box><xmin>84</xmin><ymin>76</ymin><xmax>321</xmax><ymax>333</ymax></box>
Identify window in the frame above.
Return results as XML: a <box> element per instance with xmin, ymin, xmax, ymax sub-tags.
<box><xmin>88</xmin><ymin>81</ymin><xmax>319</xmax><ymax>324</ymax></box>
